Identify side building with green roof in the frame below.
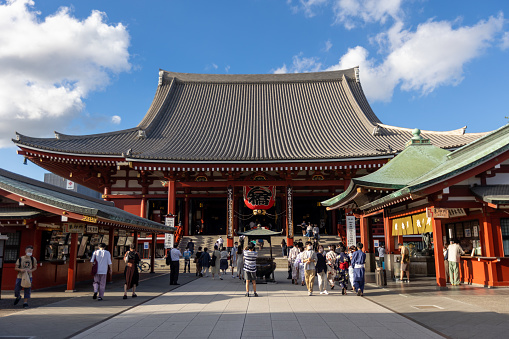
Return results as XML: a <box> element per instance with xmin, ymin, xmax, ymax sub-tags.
<box><xmin>322</xmin><ymin>125</ymin><xmax>509</xmax><ymax>288</ymax></box>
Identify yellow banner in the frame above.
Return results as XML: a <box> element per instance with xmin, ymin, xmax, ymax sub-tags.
<box><xmin>392</xmin><ymin>213</ymin><xmax>433</xmax><ymax>235</ymax></box>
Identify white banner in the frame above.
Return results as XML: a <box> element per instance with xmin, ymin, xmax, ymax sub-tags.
<box><xmin>164</xmin><ymin>233</ymin><xmax>174</xmax><ymax>249</ymax></box>
<box><xmin>346</xmin><ymin>216</ymin><xmax>356</xmax><ymax>247</ymax></box>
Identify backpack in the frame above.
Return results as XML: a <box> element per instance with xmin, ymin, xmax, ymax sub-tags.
<box><xmin>444</xmin><ymin>249</ymin><xmax>448</xmax><ymax>261</ymax></box>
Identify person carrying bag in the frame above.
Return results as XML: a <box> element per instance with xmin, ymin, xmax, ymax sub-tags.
<box><xmin>14</xmin><ymin>245</ymin><xmax>37</xmax><ymax>309</ymax></box>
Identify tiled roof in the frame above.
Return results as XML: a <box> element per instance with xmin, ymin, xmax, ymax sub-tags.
<box><xmin>14</xmin><ymin>68</ymin><xmax>486</xmax><ymax>162</ymax></box>
<box><xmin>0</xmin><ymin>169</ymin><xmax>174</xmax><ymax>232</ymax></box>
<box><xmin>471</xmin><ymin>185</ymin><xmax>509</xmax><ymax>205</ymax></box>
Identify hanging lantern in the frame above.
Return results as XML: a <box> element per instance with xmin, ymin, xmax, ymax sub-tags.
<box><xmin>243</xmin><ymin>186</ymin><xmax>276</xmax><ymax>210</ymax></box>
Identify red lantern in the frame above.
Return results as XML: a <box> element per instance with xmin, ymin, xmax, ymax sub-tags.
<box><xmin>243</xmin><ymin>186</ymin><xmax>275</xmax><ymax>210</ymax></box>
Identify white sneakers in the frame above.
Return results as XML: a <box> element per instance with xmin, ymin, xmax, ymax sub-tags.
<box><xmin>308</xmin><ymin>292</ymin><xmax>313</xmax><ymax>296</ymax></box>
<box><xmin>320</xmin><ymin>291</ymin><xmax>329</xmax><ymax>295</ymax></box>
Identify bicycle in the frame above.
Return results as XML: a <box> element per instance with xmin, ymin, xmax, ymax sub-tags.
<box><xmin>138</xmin><ymin>261</ymin><xmax>151</xmax><ymax>272</ymax></box>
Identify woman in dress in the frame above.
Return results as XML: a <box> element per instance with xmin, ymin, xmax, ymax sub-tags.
<box><xmin>336</xmin><ymin>246</ymin><xmax>351</xmax><ymax>295</ymax></box>
<box><xmin>123</xmin><ymin>243</ymin><xmax>140</xmax><ymax>299</ymax></box>
<box><xmin>281</xmin><ymin>239</ymin><xmax>287</xmax><ymax>257</ymax></box>
<box><xmin>236</xmin><ymin>245</ymin><xmax>244</xmax><ymax>280</ymax></box>
<box><xmin>326</xmin><ymin>245</ymin><xmax>337</xmax><ymax>290</ymax></box>
<box><xmin>219</xmin><ymin>246</ymin><xmax>229</xmax><ymax>279</ymax></box>
<box><xmin>211</xmin><ymin>245</ymin><xmax>221</xmax><ymax>279</ymax></box>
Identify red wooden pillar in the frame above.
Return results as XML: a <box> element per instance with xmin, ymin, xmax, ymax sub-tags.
<box><xmin>184</xmin><ymin>197</ymin><xmax>189</xmax><ymax>236</ymax></box>
<box><xmin>140</xmin><ymin>197</ymin><xmax>147</xmax><ymax>218</ymax></box>
<box><xmin>286</xmin><ymin>185</ymin><xmax>294</xmax><ymax>247</ymax></box>
<box><xmin>103</xmin><ymin>185</ymin><xmax>111</xmax><ymax>201</ymax></box>
<box><xmin>167</xmin><ymin>180</ymin><xmax>176</xmax><ymax>215</ymax></box>
<box><xmin>107</xmin><ymin>227</ymin><xmax>115</xmax><ymax>282</ymax></box>
<box><xmin>150</xmin><ymin>232</ymin><xmax>156</xmax><ymax>273</ymax></box>
<box><xmin>493</xmin><ymin>216</ymin><xmax>504</xmax><ymax>257</ymax></box>
<box><xmin>432</xmin><ymin>218</ymin><xmax>447</xmax><ymax>288</ymax></box>
<box><xmin>383</xmin><ymin>211</ymin><xmax>394</xmax><ymax>253</ymax></box>
<box><xmin>66</xmin><ymin>233</ymin><xmax>78</xmax><ymax>292</ymax></box>
<box><xmin>481</xmin><ymin>210</ymin><xmax>498</xmax><ymax>286</ymax></box>
<box><xmin>360</xmin><ymin>216</ymin><xmax>369</xmax><ymax>251</ymax></box>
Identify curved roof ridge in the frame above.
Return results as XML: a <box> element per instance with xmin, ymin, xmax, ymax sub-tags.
<box><xmin>377</xmin><ymin>123</ymin><xmax>479</xmax><ymax>136</ymax></box>
<box><xmin>447</xmin><ymin>124</ymin><xmax>508</xmax><ymax>159</ymax></box>
<box><xmin>341</xmin><ymin>74</ymin><xmax>379</xmax><ymax>131</ymax></box>
<box><xmin>15</xmin><ymin>128</ymin><xmax>138</xmax><ymax>143</ymax></box>
<box><xmin>159</xmin><ymin>68</ymin><xmax>357</xmax><ymax>84</ymax></box>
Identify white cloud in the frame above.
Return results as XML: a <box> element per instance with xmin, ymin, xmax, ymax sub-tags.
<box><xmin>273</xmin><ymin>53</ymin><xmax>322</xmax><ymax>74</ymax></box>
<box><xmin>212</xmin><ymin>63</ymin><xmax>218</xmax><ymax>69</ymax></box>
<box><xmin>324</xmin><ymin>39</ymin><xmax>333</xmax><ymax>52</ymax></box>
<box><xmin>502</xmin><ymin>32</ymin><xmax>509</xmax><ymax>50</ymax></box>
<box><xmin>0</xmin><ymin>0</ymin><xmax>131</xmax><ymax>148</ymax></box>
<box><xmin>275</xmin><ymin>14</ymin><xmax>505</xmax><ymax>102</ymax></box>
<box><xmin>288</xmin><ymin>0</ymin><xmax>403</xmax><ymax>28</ymax></box>
<box><xmin>111</xmin><ymin>115</ymin><xmax>121</xmax><ymax>124</ymax></box>
<box><xmin>225</xmin><ymin>65</ymin><xmax>231</xmax><ymax>72</ymax></box>
<box><xmin>288</xmin><ymin>0</ymin><xmax>328</xmax><ymax>18</ymax></box>
<box><xmin>333</xmin><ymin>0</ymin><xmax>403</xmax><ymax>29</ymax></box>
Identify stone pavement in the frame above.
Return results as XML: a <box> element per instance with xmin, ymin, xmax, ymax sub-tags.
<box><xmin>72</xmin><ymin>271</ymin><xmax>443</xmax><ymax>339</ymax></box>
<box><xmin>0</xmin><ymin>272</ymin><xmax>197</xmax><ymax>339</ymax></box>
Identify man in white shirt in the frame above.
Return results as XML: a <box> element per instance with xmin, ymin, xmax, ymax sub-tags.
<box><xmin>447</xmin><ymin>240</ymin><xmax>465</xmax><ymax>286</ymax></box>
<box><xmin>378</xmin><ymin>245</ymin><xmax>385</xmax><ymax>268</ymax></box>
<box><xmin>216</xmin><ymin>236</ymin><xmax>224</xmax><ymax>248</ymax></box>
<box><xmin>313</xmin><ymin>225</ymin><xmax>320</xmax><ymax>240</ymax></box>
<box><xmin>168</xmin><ymin>246</ymin><xmax>182</xmax><ymax>285</ymax></box>
<box><xmin>91</xmin><ymin>243</ymin><xmax>112</xmax><ymax>301</ymax></box>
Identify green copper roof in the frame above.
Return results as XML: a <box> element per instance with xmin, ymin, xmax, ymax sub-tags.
<box><xmin>322</xmin><ymin>133</ymin><xmax>449</xmax><ymax>208</ymax></box>
<box><xmin>360</xmin><ymin>124</ymin><xmax>509</xmax><ymax>211</ymax></box>
<box><xmin>471</xmin><ymin>185</ymin><xmax>509</xmax><ymax>205</ymax></box>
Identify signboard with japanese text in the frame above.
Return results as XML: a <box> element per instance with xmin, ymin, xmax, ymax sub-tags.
<box><xmin>66</xmin><ymin>180</ymin><xmax>75</xmax><ymax>190</ymax></box>
<box><xmin>287</xmin><ymin>186</ymin><xmax>293</xmax><ymax>238</ymax></box>
<box><xmin>346</xmin><ymin>216</ymin><xmax>356</xmax><ymax>247</ymax></box>
<box><xmin>227</xmin><ymin>186</ymin><xmax>234</xmax><ymax>238</ymax></box>
<box><xmin>164</xmin><ymin>233</ymin><xmax>174</xmax><ymax>249</ymax></box>
<box><xmin>426</xmin><ymin>208</ymin><xmax>449</xmax><ymax>218</ymax></box>
<box><xmin>62</xmin><ymin>223</ymin><xmax>85</xmax><ymax>234</ymax></box>
<box><xmin>86</xmin><ymin>225</ymin><xmax>98</xmax><ymax>234</ymax></box>
<box><xmin>165</xmin><ymin>216</ymin><xmax>175</xmax><ymax>228</ymax></box>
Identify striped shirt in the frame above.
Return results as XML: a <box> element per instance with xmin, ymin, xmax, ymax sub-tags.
<box><xmin>243</xmin><ymin>250</ymin><xmax>258</xmax><ymax>273</ymax></box>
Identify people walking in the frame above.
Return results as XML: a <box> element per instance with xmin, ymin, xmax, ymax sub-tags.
<box><xmin>187</xmin><ymin>239</ymin><xmax>195</xmax><ymax>255</ymax></box>
<box><xmin>378</xmin><ymin>244</ymin><xmax>385</xmax><ymax>269</ymax></box>
<box><xmin>230</xmin><ymin>242</ymin><xmax>238</xmax><ymax>278</ymax></box>
<box><xmin>244</xmin><ymin>243</ymin><xmax>258</xmax><ymax>297</ymax></box>
<box><xmin>195</xmin><ymin>247</ymin><xmax>203</xmax><ymax>276</ymax></box>
<box><xmin>399</xmin><ymin>242</ymin><xmax>410</xmax><ymax>283</ymax></box>
<box><xmin>302</xmin><ymin>241</ymin><xmax>318</xmax><ymax>296</ymax></box>
<box><xmin>281</xmin><ymin>239</ymin><xmax>287</xmax><ymax>257</ymax></box>
<box><xmin>123</xmin><ymin>244</ymin><xmax>140</xmax><ymax>299</ymax></box>
<box><xmin>447</xmin><ymin>240</ymin><xmax>465</xmax><ymax>286</ymax></box>
<box><xmin>14</xmin><ymin>245</ymin><xmax>37</xmax><ymax>308</ymax></box>
<box><xmin>348</xmin><ymin>246</ymin><xmax>356</xmax><ymax>290</ymax></box>
<box><xmin>313</xmin><ymin>224</ymin><xmax>320</xmax><ymax>241</ymax></box>
<box><xmin>236</xmin><ymin>245</ymin><xmax>244</xmax><ymax>279</ymax></box>
<box><xmin>199</xmin><ymin>247</ymin><xmax>211</xmax><ymax>277</ymax></box>
<box><xmin>326</xmin><ymin>245</ymin><xmax>337</xmax><ymax>290</ymax></box>
<box><xmin>211</xmin><ymin>245</ymin><xmax>221</xmax><ymax>279</ymax></box>
<box><xmin>336</xmin><ymin>246</ymin><xmax>350</xmax><ymax>295</ymax></box>
<box><xmin>219</xmin><ymin>246</ymin><xmax>229</xmax><ymax>279</ymax></box>
<box><xmin>168</xmin><ymin>245</ymin><xmax>182</xmax><ymax>285</ymax></box>
<box><xmin>91</xmin><ymin>243</ymin><xmax>112</xmax><ymax>301</ymax></box>
<box><xmin>316</xmin><ymin>245</ymin><xmax>328</xmax><ymax>295</ymax></box>
<box><xmin>351</xmin><ymin>242</ymin><xmax>366</xmax><ymax>296</ymax></box>
<box><xmin>288</xmin><ymin>243</ymin><xmax>299</xmax><ymax>282</ymax></box>
<box><xmin>216</xmin><ymin>236</ymin><xmax>224</xmax><ymax>249</ymax></box>
<box><xmin>183</xmin><ymin>247</ymin><xmax>191</xmax><ymax>273</ymax></box>
<box><xmin>305</xmin><ymin>223</ymin><xmax>313</xmax><ymax>240</ymax></box>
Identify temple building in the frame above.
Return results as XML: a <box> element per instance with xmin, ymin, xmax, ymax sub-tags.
<box><xmin>323</xmin><ymin>126</ymin><xmax>509</xmax><ymax>287</ymax></box>
<box><xmin>13</xmin><ymin>67</ymin><xmax>486</xmax><ymax>248</ymax></box>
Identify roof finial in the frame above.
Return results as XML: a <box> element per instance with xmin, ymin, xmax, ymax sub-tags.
<box><xmin>406</xmin><ymin>128</ymin><xmax>430</xmax><ymax>147</ymax></box>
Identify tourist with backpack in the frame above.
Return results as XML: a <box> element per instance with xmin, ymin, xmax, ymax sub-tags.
<box><xmin>14</xmin><ymin>245</ymin><xmax>37</xmax><ymax>308</ymax></box>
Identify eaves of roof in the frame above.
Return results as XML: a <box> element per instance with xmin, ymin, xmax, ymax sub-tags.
<box><xmin>0</xmin><ymin>169</ymin><xmax>174</xmax><ymax>232</ymax></box>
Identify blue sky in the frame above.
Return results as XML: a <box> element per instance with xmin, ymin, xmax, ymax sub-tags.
<box><xmin>1</xmin><ymin>0</ymin><xmax>509</xmax><ymax>181</ymax></box>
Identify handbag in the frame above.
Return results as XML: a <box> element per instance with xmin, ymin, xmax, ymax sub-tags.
<box><xmin>210</xmin><ymin>254</ymin><xmax>217</xmax><ymax>267</ymax></box>
<box><xmin>21</xmin><ymin>271</ymin><xmax>32</xmax><ymax>288</ymax></box>
<box><xmin>91</xmin><ymin>257</ymin><xmax>98</xmax><ymax>275</ymax></box>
